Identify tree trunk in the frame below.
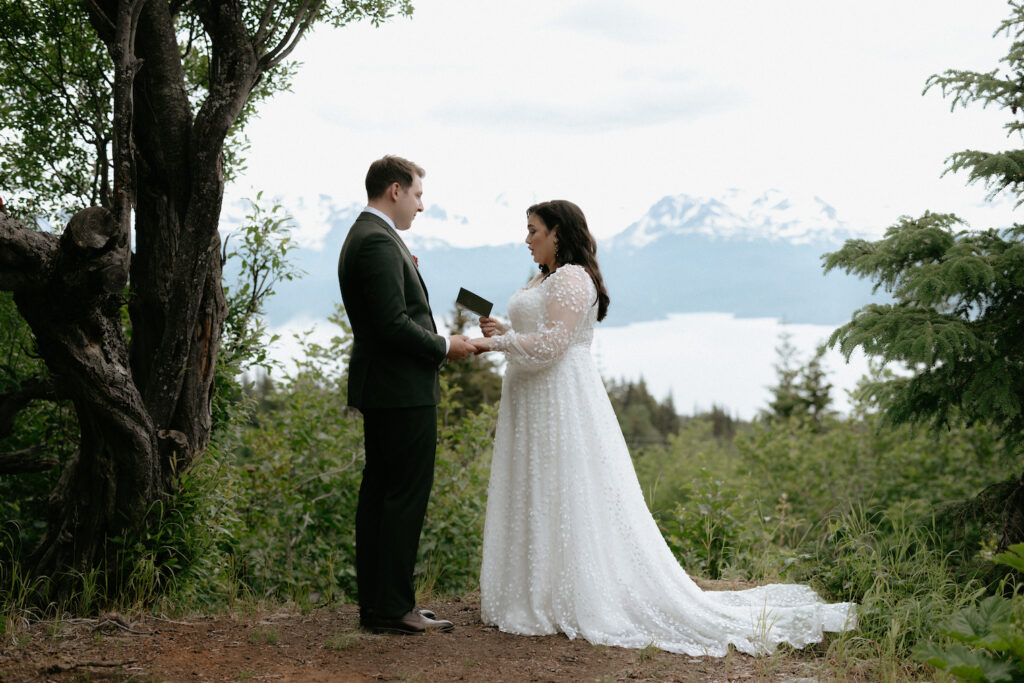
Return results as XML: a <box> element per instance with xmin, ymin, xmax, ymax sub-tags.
<box><xmin>124</xmin><ymin>0</ymin><xmax>237</xmax><ymax>482</ymax></box>
<box><xmin>7</xmin><ymin>207</ymin><xmax>160</xmax><ymax>589</ymax></box>
<box><xmin>0</xmin><ymin>0</ymin><xmax>302</xmax><ymax>599</ymax></box>
<box><xmin>13</xmin><ymin>1</ymin><xmax>234</xmax><ymax>591</ymax></box>
<box><xmin>128</xmin><ymin>193</ymin><xmax>226</xmax><ymax>485</ymax></box>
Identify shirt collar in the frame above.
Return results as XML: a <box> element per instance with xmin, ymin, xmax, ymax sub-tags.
<box><xmin>363</xmin><ymin>205</ymin><xmax>396</xmax><ymax>231</ymax></box>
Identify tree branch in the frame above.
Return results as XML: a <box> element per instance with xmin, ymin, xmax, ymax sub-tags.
<box><xmin>0</xmin><ymin>210</ymin><xmax>59</xmax><ymax>291</ymax></box>
<box><xmin>89</xmin><ymin>0</ymin><xmax>192</xmax><ymax>212</ymax></box>
<box><xmin>192</xmin><ymin>0</ymin><xmax>260</xmax><ymax>146</ymax></box>
<box><xmin>109</xmin><ymin>0</ymin><xmax>146</xmax><ymax>226</ymax></box>
<box><xmin>0</xmin><ymin>445</ymin><xmax>58</xmax><ymax>475</ymax></box>
<box><xmin>54</xmin><ymin>206</ymin><xmax>129</xmax><ymax>297</ymax></box>
<box><xmin>0</xmin><ymin>377</ymin><xmax>59</xmax><ymax>438</ymax></box>
<box><xmin>260</xmin><ymin>0</ymin><xmax>323</xmax><ymax>70</ymax></box>
<box><xmin>253</xmin><ymin>0</ymin><xmax>281</xmax><ymax>47</ymax></box>
<box><xmin>1</xmin><ymin>204</ymin><xmax>130</xmax><ymax>300</ymax></box>
<box><xmin>85</xmin><ymin>0</ymin><xmax>118</xmax><ymax>45</ymax></box>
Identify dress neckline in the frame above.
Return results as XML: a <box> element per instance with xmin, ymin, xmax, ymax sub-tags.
<box><xmin>523</xmin><ymin>264</ymin><xmax>576</xmax><ymax>291</ymax></box>
<box><xmin>522</xmin><ymin>273</ymin><xmax>547</xmax><ymax>291</ymax></box>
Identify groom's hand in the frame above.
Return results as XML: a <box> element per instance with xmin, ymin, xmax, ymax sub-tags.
<box><xmin>446</xmin><ymin>334</ymin><xmax>475</xmax><ymax>361</ymax></box>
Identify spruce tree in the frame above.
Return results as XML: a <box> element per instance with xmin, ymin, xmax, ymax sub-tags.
<box><xmin>763</xmin><ymin>334</ymin><xmax>833</xmax><ymax>428</ymax></box>
<box><xmin>824</xmin><ymin>3</ymin><xmax>1024</xmax><ymax>546</ymax></box>
<box><xmin>765</xmin><ymin>332</ymin><xmax>803</xmax><ymax>422</ymax></box>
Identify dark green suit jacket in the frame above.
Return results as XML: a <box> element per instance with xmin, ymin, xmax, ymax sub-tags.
<box><xmin>338</xmin><ymin>211</ymin><xmax>447</xmax><ymax>410</ymax></box>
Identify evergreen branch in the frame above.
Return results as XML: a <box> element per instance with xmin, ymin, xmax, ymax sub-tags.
<box><xmin>892</xmin><ymin>236</ymin><xmax>996</xmax><ymax>309</ymax></box>
<box><xmin>944</xmin><ymin>149</ymin><xmax>1024</xmax><ymax>204</ymax></box>
<box><xmin>924</xmin><ymin>69</ymin><xmax>1015</xmax><ymax>112</ymax></box>
<box><xmin>996</xmin><ymin>3</ymin><xmax>1024</xmax><ymax>41</ymax></box>
<box><xmin>829</xmin><ymin>303</ymin><xmax>986</xmax><ymax>368</ymax></box>
<box><xmin>823</xmin><ymin>213</ymin><xmax>964</xmax><ymax>294</ymax></box>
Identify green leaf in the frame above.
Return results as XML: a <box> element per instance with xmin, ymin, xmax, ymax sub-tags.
<box><xmin>915</xmin><ymin>641</ymin><xmax>1018</xmax><ymax>682</ymax></box>
<box><xmin>993</xmin><ymin>544</ymin><xmax>1024</xmax><ymax>573</ymax></box>
<box><xmin>943</xmin><ymin>596</ymin><xmax>1016</xmax><ymax>649</ymax></box>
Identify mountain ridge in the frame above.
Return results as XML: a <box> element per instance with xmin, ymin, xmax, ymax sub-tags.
<box><xmin>244</xmin><ymin>191</ymin><xmax>880</xmax><ymax>329</ymax></box>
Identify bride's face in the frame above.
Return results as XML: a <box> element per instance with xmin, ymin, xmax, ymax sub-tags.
<box><xmin>526</xmin><ymin>214</ymin><xmax>557</xmax><ymax>269</ymax></box>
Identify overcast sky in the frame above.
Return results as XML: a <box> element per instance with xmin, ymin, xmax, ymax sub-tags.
<box><xmin>226</xmin><ymin>0</ymin><xmax>1020</xmax><ymax>248</ymax></box>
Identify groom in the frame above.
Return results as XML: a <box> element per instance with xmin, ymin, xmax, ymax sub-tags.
<box><xmin>338</xmin><ymin>155</ymin><xmax>476</xmax><ymax>635</ymax></box>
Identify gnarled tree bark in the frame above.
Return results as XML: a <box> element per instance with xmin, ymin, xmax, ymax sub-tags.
<box><xmin>2</xmin><ymin>203</ymin><xmax>156</xmax><ymax>583</ymax></box>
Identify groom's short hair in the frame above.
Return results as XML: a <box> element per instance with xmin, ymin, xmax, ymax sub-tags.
<box><xmin>365</xmin><ymin>155</ymin><xmax>426</xmax><ymax>200</ymax></box>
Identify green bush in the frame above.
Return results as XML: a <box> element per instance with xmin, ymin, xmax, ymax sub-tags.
<box><xmin>224</xmin><ymin>314</ymin><xmax>497</xmax><ymax>605</ymax></box>
<box><xmin>630</xmin><ymin>405</ymin><xmax>1017</xmax><ymax>678</ymax></box>
<box><xmin>416</xmin><ymin>379</ymin><xmax>496</xmax><ymax>599</ymax></box>
<box><xmin>916</xmin><ymin>544</ymin><xmax>1024</xmax><ymax>682</ymax></box>
<box><xmin>0</xmin><ymin>292</ymin><xmax>78</xmax><ymax>561</ymax></box>
<box><xmin>657</xmin><ymin>467</ymin><xmax>747</xmax><ymax>580</ymax></box>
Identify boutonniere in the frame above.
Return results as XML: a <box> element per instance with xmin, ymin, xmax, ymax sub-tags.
<box><xmin>412</xmin><ymin>254</ymin><xmax>419</xmax><ymax>268</ymax></box>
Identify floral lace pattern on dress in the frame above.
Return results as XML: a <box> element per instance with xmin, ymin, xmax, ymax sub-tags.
<box><xmin>480</xmin><ymin>262</ymin><xmax>856</xmax><ymax>656</ymax></box>
<box><xmin>489</xmin><ymin>264</ymin><xmax>596</xmax><ymax>372</ymax></box>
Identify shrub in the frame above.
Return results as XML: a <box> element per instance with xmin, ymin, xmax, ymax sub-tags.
<box><xmin>916</xmin><ymin>543</ymin><xmax>1024</xmax><ymax>682</ymax></box>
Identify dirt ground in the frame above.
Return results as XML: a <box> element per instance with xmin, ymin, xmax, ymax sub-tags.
<box><xmin>1</xmin><ymin>587</ymin><xmax>855</xmax><ymax>682</ymax></box>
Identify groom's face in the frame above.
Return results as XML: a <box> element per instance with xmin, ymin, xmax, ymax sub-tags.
<box><xmin>393</xmin><ymin>175</ymin><xmax>424</xmax><ymax>230</ymax></box>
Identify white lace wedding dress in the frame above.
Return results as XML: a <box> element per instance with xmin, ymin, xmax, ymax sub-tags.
<box><xmin>480</xmin><ymin>264</ymin><xmax>856</xmax><ymax>656</ymax></box>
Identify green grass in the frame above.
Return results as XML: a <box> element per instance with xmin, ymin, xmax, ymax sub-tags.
<box><xmin>247</xmin><ymin>627</ymin><xmax>278</xmax><ymax>644</ymax></box>
<box><xmin>324</xmin><ymin>631</ymin><xmax>359</xmax><ymax>650</ymax></box>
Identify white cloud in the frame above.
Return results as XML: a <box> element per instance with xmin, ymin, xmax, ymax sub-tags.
<box><xmin>224</xmin><ymin>0</ymin><xmax>1021</xmax><ymax>248</ymax></box>
<box><xmin>553</xmin><ymin>0</ymin><xmax>680</xmax><ymax>45</ymax></box>
<box><xmin>427</xmin><ymin>79</ymin><xmax>743</xmax><ymax>132</ymax></box>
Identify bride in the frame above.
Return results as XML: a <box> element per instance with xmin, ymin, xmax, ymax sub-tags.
<box><xmin>468</xmin><ymin>200</ymin><xmax>855</xmax><ymax>656</ymax></box>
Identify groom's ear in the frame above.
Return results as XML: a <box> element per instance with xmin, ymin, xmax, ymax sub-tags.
<box><xmin>387</xmin><ymin>182</ymin><xmax>401</xmax><ymax>202</ymax></box>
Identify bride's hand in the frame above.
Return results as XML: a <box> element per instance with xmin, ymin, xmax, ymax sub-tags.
<box><xmin>479</xmin><ymin>316</ymin><xmax>505</xmax><ymax>337</ymax></box>
<box><xmin>468</xmin><ymin>337</ymin><xmax>491</xmax><ymax>354</ymax></box>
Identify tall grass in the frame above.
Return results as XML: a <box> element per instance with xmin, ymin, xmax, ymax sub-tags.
<box><xmin>0</xmin><ymin>526</ymin><xmax>47</xmax><ymax>644</ymax></box>
<box><xmin>807</xmin><ymin>506</ymin><xmax>985</xmax><ymax>678</ymax></box>
<box><xmin>632</xmin><ymin>415</ymin><xmax>1018</xmax><ymax>679</ymax></box>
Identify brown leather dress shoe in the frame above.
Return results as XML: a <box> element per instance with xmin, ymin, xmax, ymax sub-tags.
<box><xmin>362</xmin><ymin>608</ymin><xmax>433</xmax><ymax>625</ymax></box>
<box><xmin>365</xmin><ymin>610</ymin><xmax>454</xmax><ymax>635</ymax></box>
<box><xmin>421</xmin><ymin>613</ymin><xmax>455</xmax><ymax>633</ymax></box>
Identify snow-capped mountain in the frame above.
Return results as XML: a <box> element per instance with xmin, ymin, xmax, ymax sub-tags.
<box><xmin>609</xmin><ymin>189</ymin><xmax>855</xmax><ymax>250</ymax></box>
<box><xmin>238</xmin><ymin>190</ymin><xmax>879</xmax><ymax>329</ymax></box>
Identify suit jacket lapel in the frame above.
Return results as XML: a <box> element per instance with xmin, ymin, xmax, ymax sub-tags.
<box><xmin>360</xmin><ymin>212</ymin><xmax>434</xmax><ymax>317</ymax></box>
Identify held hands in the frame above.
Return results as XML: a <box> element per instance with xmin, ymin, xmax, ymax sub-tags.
<box><xmin>447</xmin><ymin>334</ymin><xmax>477</xmax><ymax>362</ymax></box>
<box><xmin>470</xmin><ymin>316</ymin><xmax>505</xmax><ymax>355</ymax></box>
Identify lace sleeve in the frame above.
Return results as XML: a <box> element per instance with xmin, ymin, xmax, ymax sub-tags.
<box><xmin>491</xmin><ymin>264</ymin><xmax>593</xmax><ymax>370</ymax></box>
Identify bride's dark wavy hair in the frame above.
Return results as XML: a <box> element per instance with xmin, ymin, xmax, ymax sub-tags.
<box><xmin>528</xmin><ymin>200</ymin><xmax>610</xmax><ymax>322</ymax></box>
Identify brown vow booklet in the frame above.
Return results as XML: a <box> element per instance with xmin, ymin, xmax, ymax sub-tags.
<box><xmin>456</xmin><ymin>287</ymin><xmax>493</xmax><ymax>318</ymax></box>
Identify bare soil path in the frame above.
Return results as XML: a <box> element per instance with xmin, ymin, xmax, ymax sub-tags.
<box><xmin>1</xmin><ymin>589</ymin><xmax>857</xmax><ymax>682</ymax></box>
